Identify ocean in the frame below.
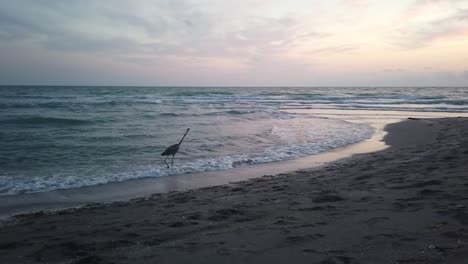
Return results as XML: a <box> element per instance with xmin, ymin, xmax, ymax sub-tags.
<box><xmin>1</xmin><ymin>86</ymin><xmax>467</xmax><ymax>196</ymax></box>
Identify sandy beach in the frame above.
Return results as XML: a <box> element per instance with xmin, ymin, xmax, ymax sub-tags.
<box><xmin>1</xmin><ymin>117</ymin><xmax>467</xmax><ymax>264</ymax></box>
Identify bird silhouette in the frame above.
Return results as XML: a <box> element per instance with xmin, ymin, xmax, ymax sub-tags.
<box><xmin>161</xmin><ymin>128</ymin><xmax>190</xmax><ymax>168</ymax></box>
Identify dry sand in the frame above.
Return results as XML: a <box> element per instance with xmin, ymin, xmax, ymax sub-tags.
<box><xmin>1</xmin><ymin>118</ymin><xmax>467</xmax><ymax>264</ymax></box>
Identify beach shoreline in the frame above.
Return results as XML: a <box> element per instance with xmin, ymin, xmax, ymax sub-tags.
<box><xmin>3</xmin><ymin>108</ymin><xmax>463</xmax><ymax>220</ymax></box>
<box><xmin>0</xmin><ymin>109</ymin><xmax>390</xmax><ymax>219</ymax></box>
<box><xmin>1</xmin><ymin>117</ymin><xmax>468</xmax><ymax>263</ymax></box>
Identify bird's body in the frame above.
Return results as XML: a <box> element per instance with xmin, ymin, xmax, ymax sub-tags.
<box><xmin>161</xmin><ymin>128</ymin><xmax>190</xmax><ymax>168</ymax></box>
<box><xmin>161</xmin><ymin>144</ymin><xmax>179</xmax><ymax>156</ymax></box>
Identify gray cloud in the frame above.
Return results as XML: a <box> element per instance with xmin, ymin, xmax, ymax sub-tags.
<box><xmin>298</xmin><ymin>32</ymin><xmax>333</xmax><ymax>40</ymax></box>
<box><xmin>416</xmin><ymin>9</ymin><xmax>467</xmax><ymax>44</ymax></box>
<box><xmin>0</xmin><ymin>1</ymin><xmax>310</xmax><ymax>61</ymax></box>
<box><xmin>43</xmin><ymin>35</ymin><xmax>142</xmax><ymax>53</ymax></box>
<box><xmin>395</xmin><ymin>3</ymin><xmax>468</xmax><ymax>48</ymax></box>
<box><xmin>0</xmin><ymin>0</ymin><xmax>322</xmax><ymax>85</ymax></box>
<box><xmin>0</xmin><ymin>1</ymin><xmax>194</xmax><ymax>51</ymax></box>
<box><xmin>0</xmin><ymin>6</ymin><xmax>59</xmax><ymax>40</ymax></box>
<box><xmin>1</xmin><ymin>1</ymin><xmax>466</xmax><ymax>86</ymax></box>
<box><xmin>382</xmin><ymin>68</ymin><xmax>407</xmax><ymax>73</ymax></box>
<box><xmin>307</xmin><ymin>44</ymin><xmax>359</xmax><ymax>54</ymax></box>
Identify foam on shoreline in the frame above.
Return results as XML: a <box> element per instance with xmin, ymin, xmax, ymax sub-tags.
<box><xmin>1</xmin><ymin>109</ymin><xmax>467</xmax><ymax>219</ymax></box>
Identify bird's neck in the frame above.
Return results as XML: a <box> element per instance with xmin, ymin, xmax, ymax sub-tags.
<box><xmin>179</xmin><ymin>129</ymin><xmax>189</xmax><ymax>145</ymax></box>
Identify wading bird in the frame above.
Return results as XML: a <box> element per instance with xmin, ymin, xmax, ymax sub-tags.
<box><xmin>161</xmin><ymin>128</ymin><xmax>190</xmax><ymax>168</ymax></box>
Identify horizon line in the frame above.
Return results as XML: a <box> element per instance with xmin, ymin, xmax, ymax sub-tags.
<box><xmin>1</xmin><ymin>85</ymin><xmax>467</xmax><ymax>88</ymax></box>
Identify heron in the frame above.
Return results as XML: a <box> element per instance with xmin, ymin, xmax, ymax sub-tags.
<box><xmin>161</xmin><ymin>128</ymin><xmax>190</xmax><ymax>168</ymax></box>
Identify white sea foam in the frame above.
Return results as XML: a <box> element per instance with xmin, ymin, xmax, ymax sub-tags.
<box><xmin>0</xmin><ymin>117</ymin><xmax>373</xmax><ymax>196</ymax></box>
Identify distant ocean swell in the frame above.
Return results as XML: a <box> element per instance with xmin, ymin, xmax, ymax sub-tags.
<box><xmin>0</xmin><ymin>116</ymin><xmax>92</xmax><ymax>126</ymax></box>
<box><xmin>1</xmin><ymin>97</ymin><xmax>467</xmax><ymax>112</ymax></box>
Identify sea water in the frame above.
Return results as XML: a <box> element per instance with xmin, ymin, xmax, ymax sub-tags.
<box><xmin>1</xmin><ymin>86</ymin><xmax>467</xmax><ymax>196</ymax></box>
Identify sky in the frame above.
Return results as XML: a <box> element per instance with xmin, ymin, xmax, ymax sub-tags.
<box><xmin>0</xmin><ymin>0</ymin><xmax>467</xmax><ymax>86</ymax></box>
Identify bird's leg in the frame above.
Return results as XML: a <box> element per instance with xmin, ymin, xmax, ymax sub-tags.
<box><xmin>171</xmin><ymin>154</ymin><xmax>175</xmax><ymax>166</ymax></box>
<box><xmin>164</xmin><ymin>156</ymin><xmax>169</xmax><ymax>168</ymax></box>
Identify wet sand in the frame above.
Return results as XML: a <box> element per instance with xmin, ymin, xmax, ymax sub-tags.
<box><xmin>1</xmin><ymin>117</ymin><xmax>468</xmax><ymax>263</ymax></box>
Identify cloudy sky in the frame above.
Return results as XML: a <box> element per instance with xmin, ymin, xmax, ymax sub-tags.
<box><xmin>1</xmin><ymin>0</ymin><xmax>467</xmax><ymax>86</ymax></box>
